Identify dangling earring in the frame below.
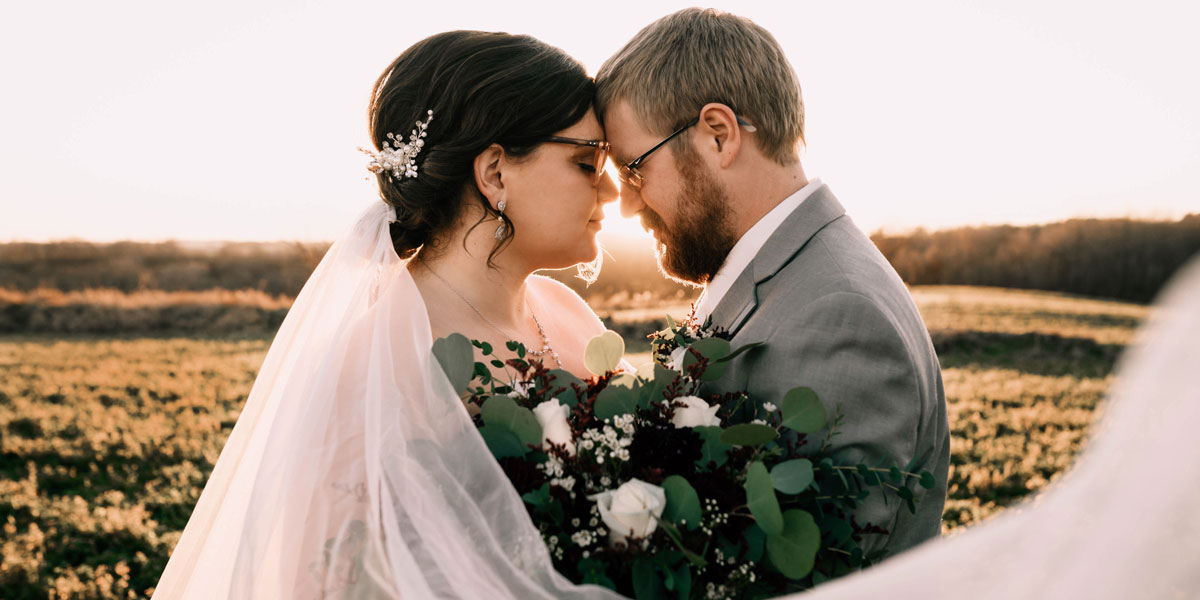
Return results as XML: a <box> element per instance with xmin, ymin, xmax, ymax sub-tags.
<box><xmin>494</xmin><ymin>198</ymin><xmax>508</xmax><ymax>240</ymax></box>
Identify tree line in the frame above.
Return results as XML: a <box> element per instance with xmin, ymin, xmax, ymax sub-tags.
<box><xmin>3</xmin><ymin>214</ymin><xmax>1197</xmax><ymax>305</ymax></box>
<box><xmin>870</xmin><ymin>214</ymin><xmax>1200</xmax><ymax>303</ymax></box>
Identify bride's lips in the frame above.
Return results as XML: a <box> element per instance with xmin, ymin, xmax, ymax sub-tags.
<box><xmin>587</xmin><ymin>219</ymin><xmax>603</xmax><ymax>230</ymax></box>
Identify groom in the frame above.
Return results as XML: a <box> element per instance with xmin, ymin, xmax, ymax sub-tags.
<box><xmin>596</xmin><ymin>8</ymin><xmax>950</xmax><ymax>558</ymax></box>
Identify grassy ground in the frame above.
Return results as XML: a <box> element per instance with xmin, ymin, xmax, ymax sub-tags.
<box><xmin>0</xmin><ymin>286</ymin><xmax>1146</xmax><ymax>598</ymax></box>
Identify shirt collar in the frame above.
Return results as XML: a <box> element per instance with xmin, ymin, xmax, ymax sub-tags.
<box><xmin>694</xmin><ymin>177</ymin><xmax>824</xmax><ymax>320</ymax></box>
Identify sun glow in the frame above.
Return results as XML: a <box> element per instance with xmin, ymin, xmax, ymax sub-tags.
<box><xmin>598</xmin><ymin>202</ymin><xmax>652</xmax><ymax>242</ymax></box>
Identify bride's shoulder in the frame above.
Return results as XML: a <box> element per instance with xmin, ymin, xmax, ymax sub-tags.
<box><xmin>528</xmin><ymin>275</ymin><xmax>604</xmax><ymax>330</ymax></box>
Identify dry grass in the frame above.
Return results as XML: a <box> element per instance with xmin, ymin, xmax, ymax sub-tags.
<box><xmin>0</xmin><ymin>285</ymin><xmax>1144</xmax><ymax>598</ymax></box>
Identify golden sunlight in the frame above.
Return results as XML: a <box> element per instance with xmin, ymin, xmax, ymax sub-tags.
<box><xmin>598</xmin><ymin>202</ymin><xmax>652</xmax><ymax>241</ymax></box>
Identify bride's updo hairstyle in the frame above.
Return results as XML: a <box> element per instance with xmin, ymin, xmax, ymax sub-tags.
<box><xmin>367</xmin><ymin>31</ymin><xmax>595</xmax><ymax>261</ymax></box>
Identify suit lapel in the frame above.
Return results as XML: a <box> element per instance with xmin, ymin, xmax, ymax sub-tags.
<box><xmin>706</xmin><ymin>183</ymin><xmax>847</xmax><ymax>336</ymax></box>
<box><xmin>707</xmin><ymin>265</ymin><xmax>758</xmax><ymax>334</ymax></box>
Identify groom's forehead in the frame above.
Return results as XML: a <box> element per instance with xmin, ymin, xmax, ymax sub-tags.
<box><xmin>604</xmin><ymin>100</ymin><xmax>652</xmax><ymax>163</ymax></box>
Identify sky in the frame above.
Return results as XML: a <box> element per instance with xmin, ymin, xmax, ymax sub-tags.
<box><xmin>1</xmin><ymin>0</ymin><xmax>1196</xmax><ymax>243</ymax></box>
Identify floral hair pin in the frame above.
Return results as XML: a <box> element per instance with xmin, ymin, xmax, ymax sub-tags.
<box><xmin>359</xmin><ymin>109</ymin><xmax>434</xmax><ymax>180</ymax></box>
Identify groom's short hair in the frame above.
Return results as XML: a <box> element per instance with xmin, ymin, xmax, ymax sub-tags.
<box><xmin>596</xmin><ymin>8</ymin><xmax>804</xmax><ymax>166</ymax></box>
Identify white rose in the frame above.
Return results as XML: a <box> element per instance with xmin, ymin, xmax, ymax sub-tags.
<box><xmin>667</xmin><ymin>346</ymin><xmax>689</xmax><ymax>372</ymax></box>
<box><xmin>533</xmin><ymin>398</ymin><xmax>575</xmax><ymax>456</ymax></box>
<box><xmin>670</xmin><ymin>395</ymin><xmax>722</xmax><ymax>428</ymax></box>
<box><xmin>589</xmin><ymin>479</ymin><xmax>666</xmax><ymax>548</ymax></box>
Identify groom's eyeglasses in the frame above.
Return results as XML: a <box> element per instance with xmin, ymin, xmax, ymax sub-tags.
<box><xmin>617</xmin><ymin>114</ymin><xmax>757</xmax><ymax>191</ymax></box>
<box><xmin>539</xmin><ymin>136</ymin><xmax>612</xmax><ymax>187</ymax></box>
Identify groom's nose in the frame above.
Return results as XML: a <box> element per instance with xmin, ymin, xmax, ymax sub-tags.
<box><xmin>619</xmin><ymin>183</ymin><xmax>646</xmax><ymax>218</ymax></box>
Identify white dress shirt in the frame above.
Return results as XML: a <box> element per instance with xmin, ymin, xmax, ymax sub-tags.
<box><xmin>694</xmin><ymin>177</ymin><xmax>824</xmax><ymax>321</ymax></box>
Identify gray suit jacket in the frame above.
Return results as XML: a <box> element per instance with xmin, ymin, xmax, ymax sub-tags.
<box><xmin>705</xmin><ymin>183</ymin><xmax>950</xmax><ymax>558</ymax></box>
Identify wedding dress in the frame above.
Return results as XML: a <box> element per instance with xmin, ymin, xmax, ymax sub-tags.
<box><xmin>155</xmin><ymin>198</ymin><xmax>1200</xmax><ymax>598</ymax></box>
<box><xmin>153</xmin><ymin>200</ymin><xmax>621</xmax><ymax>598</ymax></box>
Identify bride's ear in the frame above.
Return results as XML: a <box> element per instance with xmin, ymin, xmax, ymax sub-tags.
<box><xmin>473</xmin><ymin>143</ymin><xmax>506</xmax><ymax>209</ymax></box>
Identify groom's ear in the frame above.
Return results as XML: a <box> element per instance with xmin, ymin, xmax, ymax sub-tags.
<box><xmin>696</xmin><ymin>103</ymin><xmax>743</xmax><ymax>169</ymax></box>
<box><xmin>473</xmin><ymin>143</ymin><xmax>506</xmax><ymax>208</ymax></box>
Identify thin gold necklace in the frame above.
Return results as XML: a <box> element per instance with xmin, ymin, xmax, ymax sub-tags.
<box><xmin>418</xmin><ymin>259</ymin><xmax>562</xmax><ymax>368</ymax></box>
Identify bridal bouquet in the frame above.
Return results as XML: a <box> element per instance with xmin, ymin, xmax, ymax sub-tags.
<box><xmin>433</xmin><ymin>313</ymin><xmax>935</xmax><ymax>599</ymax></box>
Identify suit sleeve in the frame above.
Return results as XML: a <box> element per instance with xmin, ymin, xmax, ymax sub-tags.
<box><xmin>751</xmin><ymin>290</ymin><xmax>921</xmax><ymax>555</ymax></box>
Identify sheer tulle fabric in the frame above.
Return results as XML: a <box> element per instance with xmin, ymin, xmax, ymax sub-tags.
<box><xmin>153</xmin><ymin>201</ymin><xmax>621</xmax><ymax>599</ymax></box>
<box><xmin>796</xmin><ymin>256</ymin><xmax>1200</xmax><ymax>599</ymax></box>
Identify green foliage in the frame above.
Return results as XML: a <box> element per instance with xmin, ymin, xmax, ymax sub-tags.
<box><xmin>680</xmin><ymin>337</ymin><xmax>731</xmax><ymax>381</ymax></box>
<box><xmin>744</xmin><ymin>462</ymin><xmax>784</xmax><ymax>537</ymax></box>
<box><xmin>718</xmin><ymin>423</ymin><xmax>778</xmax><ymax>447</ymax></box>
<box><xmin>480</xmin><ymin>396</ymin><xmax>541</xmax><ymax>448</ymax></box>
<box><xmin>584</xmin><ymin>330</ymin><xmax>625</xmax><ymax>375</ymax></box>
<box><xmin>770</xmin><ymin>459</ymin><xmax>815</xmax><ymax>494</ymax></box>
<box><xmin>594</xmin><ymin>385</ymin><xmax>638</xmax><ymax>421</ymax></box>
<box><xmin>694</xmin><ymin>426</ymin><xmax>732</xmax><ymax>468</ymax></box>
<box><xmin>432</xmin><ymin>333</ymin><xmax>474</xmax><ymax>394</ymax></box>
<box><xmin>477</xmin><ymin>424</ymin><xmax>526</xmax><ymax>458</ymax></box>
<box><xmin>780</xmin><ymin>387</ymin><xmax>826</xmax><ymax>434</ymax></box>
<box><xmin>545</xmin><ymin>369</ymin><xmax>584</xmax><ymax>406</ymax></box>
<box><xmin>765</xmin><ymin>510</ymin><xmax>820</xmax><ymax>579</ymax></box>
<box><xmin>661</xmin><ymin>476</ymin><xmax>702</xmax><ymax>529</ymax></box>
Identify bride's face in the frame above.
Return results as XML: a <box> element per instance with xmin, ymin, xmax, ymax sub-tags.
<box><xmin>502</xmin><ymin>109</ymin><xmax>618</xmax><ymax>269</ymax></box>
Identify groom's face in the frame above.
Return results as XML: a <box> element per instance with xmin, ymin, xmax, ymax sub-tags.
<box><xmin>605</xmin><ymin>101</ymin><xmax>737</xmax><ymax>286</ymax></box>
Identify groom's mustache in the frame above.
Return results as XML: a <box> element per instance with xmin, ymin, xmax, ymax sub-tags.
<box><xmin>639</xmin><ymin>208</ymin><xmax>669</xmax><ymax>240</ymax></box>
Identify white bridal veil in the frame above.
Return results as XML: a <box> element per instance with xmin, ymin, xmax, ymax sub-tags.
<box><xmin>156</xmin><ymin>199</ymin><xmax>1200</xmax><ymax>599</ymax></box>
<box><xmin>153</xmin><ymin>201</ymin><xmax>620</xmax><ymax>598</ymax></box>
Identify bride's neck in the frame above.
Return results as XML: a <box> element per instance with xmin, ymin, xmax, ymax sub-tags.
<box><xmin>412</xmin><ymin>225</ymin><xmax>535</xmax><ymax>328</ymax></box>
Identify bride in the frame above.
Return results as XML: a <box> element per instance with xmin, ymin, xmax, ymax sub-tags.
<box><xmin>154</xmin><ymin>31</ymin><xmax>625</xmax><ymax>598</ymax></box>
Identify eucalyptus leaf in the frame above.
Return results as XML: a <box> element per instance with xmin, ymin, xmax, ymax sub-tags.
<box><xmin>584</xmin><ymin>330</ymin><xmax>625</xmax><ymax>375</ymax></box>
<box><xmin>477</xmin><ymin>424</ymin><xmax>525</xmax><ymax>458</ymax></box>
<box><xmin>609</xmin><ymin>372</ymin><xmax>640</xmax><ymax>390</ymax></box>
<box><xmin>745</xmin><ymin>461</ymin><xmax>784</xmax><ymax>536</ymax></box>
<box><xmin>770</xmin><ymin>458</ymin><xmax>814</xmax><ymax>494</ymax></box>
<box><xmin>546</xmin><ymin>369</ymin><xmax>583</xmax><ymax>406</ymax></box>
<box><xmin>635</xmin><ymin>362</ymin><xmax>657</xmax><ymax>382</ymax></box>
<box><xmin>680</xmin><ymin>338</ymin><xmax>733</xmax><ymax>380</ymax></box>
<box><xmin>432</xmin><ymin>334</ymin><xmax>474</xmax><ymax>394</ymax></box>
<box><xmin>662</xmin><ymin>475</ymin><xmax>702</xmax><ymax>529</ymax></box>
<box><xmin>780</xmin><ymin>387</ymin><xmax>827</xmax><ymax>434</ymax></box>
<box><xmin>695</xmin><ymin>426</ymin><xmax>731</xmax><ymax>469</ymax></box>
<box><xmin>820</xmin><ymin>515</ymin><xmax>853</xmax><ymax>546</ymax></box>
<box><xmin>765</xmin><ymin>509</ymin><xmax>820</xmax><ymax>579</ymax></box>
<box><xmin>744</xmin><ymin>522</ymin><xmax>766</xmax><ymax>562</ymax></box>
<box><xmin>646</xmin><ymin>363</ymin><xmax>677</xmax><ymax>406</ymax></box>
<box><xmin>673</xmin><ymin>564</ymin><xmax>691</xmax><ymax>600</ymax></box>
<box><xmin>714</xmin><ymin>341</ymin><xmax>764</xmax><ymax>364</ymax></box>
<box><xmin>480</xmin><ymin>395</ymin><xmax>542</xmax><ymax>447</ymax></box>
<box><xmin>688</xmin><ymin>337</ymin><xmax>731</xmax><ymax>362</ymax></box>
<box><xmin>920</xmin><ymin>470</ymin><xmax>936</xmax><ymax>489</ymax></box>
<box><xmin>720</xmin><ymin>423</ymin><xmax>778</xmax><ymax>447</ymax></box>
<box><xmin>633</xmin><ymin>559</ymin><xmax>666</xmax><ymax>600</ymax></box>
<box><xmin>594</xmin><ymin>385</ymin><xmax>638</xmax><ymax>421</ymax></box>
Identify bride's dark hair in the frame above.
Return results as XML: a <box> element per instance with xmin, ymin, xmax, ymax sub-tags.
<box><xmin>367</xmin><ymin>31</ymin><xmax>595</xmax><ymax>261</ymax></box>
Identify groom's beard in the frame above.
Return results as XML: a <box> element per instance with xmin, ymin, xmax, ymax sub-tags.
<box><xmin>640</xmin><ymin>158</ymin><xmax>737</xmax><ymax>287</ymax></box>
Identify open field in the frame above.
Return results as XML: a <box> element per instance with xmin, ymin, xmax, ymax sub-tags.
<box><xmin>0</xmin><ymin>285</ymin><xmax>1146</xmax><ymax>598</ymax></box>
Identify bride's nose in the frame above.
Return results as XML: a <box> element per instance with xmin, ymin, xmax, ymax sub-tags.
<box><xmin>597</xmin><ymin>171</ymin><xmax>619</xmax><ymax>206</ymax></box>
